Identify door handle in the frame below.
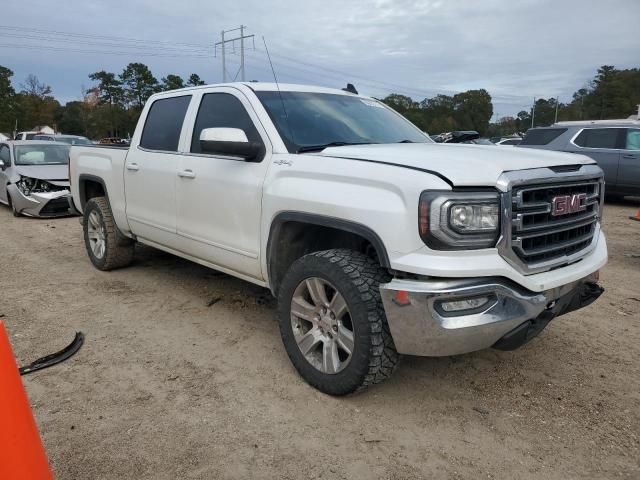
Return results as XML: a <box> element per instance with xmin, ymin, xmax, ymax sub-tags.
<box><xmin>622</xmin><ymin>154</ymin><xmax>636</xmax><ymax>159</ymax></box>
<box><xmin>126</xmin><ymin>163</ymin><xmax>139</xmax><ymax>171</ymax></box>
<box><xmin>178</xmin><ymin>169</ymin><xmax>196</xmax><ymax>179</ymax></box>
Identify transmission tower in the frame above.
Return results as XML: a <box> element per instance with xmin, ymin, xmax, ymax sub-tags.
<box><xmin>215</xmin><ymin>26</ymin><xmax>255</xmax><ymax>82</ymax></box>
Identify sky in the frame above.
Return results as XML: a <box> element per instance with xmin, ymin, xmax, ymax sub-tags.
<box><xmin>2</xmin><ymin>0</ymin><xmax>639</xmax><ymax>120</ymax></box>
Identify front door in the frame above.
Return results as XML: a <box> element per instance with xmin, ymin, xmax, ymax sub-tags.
<box><xmin>124</xmin><ymin>94</ymin><xmax>192</xmax><ymax>248</ymax></box>
<box><xmin>176</xmin><ymin>89</ymin><xmax>271</xmax><ymax>280</ymax></box>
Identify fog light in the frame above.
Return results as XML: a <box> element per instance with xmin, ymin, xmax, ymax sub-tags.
<box><xmin>438</xmin><ymin>296</ymin><xmax>491</xmax><ymax>313</ymax></box>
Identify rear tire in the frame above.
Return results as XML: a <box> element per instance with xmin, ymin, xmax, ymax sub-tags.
<box><xmin>83</xmin><ymin>196</ymin><xmax>135</xmax><ymax>270</ymax></box>
<box><xmin>277</xmin><ymin>249</ymin><xmax>399</xmax><ymax>396</ymax></box>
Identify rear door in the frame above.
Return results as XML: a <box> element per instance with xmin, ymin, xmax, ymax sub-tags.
<box><xmin>175</xmin><ymin>88</ymin><xmax>271</xmax><ymax>280</ymax></box>
<box><xmin>617</xmin><ymin>128</ymin><xmax>640</xmax><ymax>195</ymax></box>
<box><xmin>124</xmin><ymin>94</ymin><xmax>192</xmax><ymax>247</ymax></box>
<box><xmin>571</xmin><ymin>128</ymin><xmax>624</xmax><ymax>188</ymax></box>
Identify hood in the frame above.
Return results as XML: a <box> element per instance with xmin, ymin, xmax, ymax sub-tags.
<box><xmin>313</xmin><ymin>143</ymin><xmax>595</xmax><ymax>187</ymax></box>
<box><xmin>14</xmin><ymin>164</ymin><xmax>69</xmax><ymax>183</ymax></box>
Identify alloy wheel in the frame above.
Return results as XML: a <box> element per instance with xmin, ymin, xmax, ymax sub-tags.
<box><xmin>87</xmin><ymin>210</ymin><xmax>106</xmax><ymax>259</ymax></box>
<box><xmin>290</xmin><ymin>277</ymin><xmax>355</xmax><ymax>374</ymax></box>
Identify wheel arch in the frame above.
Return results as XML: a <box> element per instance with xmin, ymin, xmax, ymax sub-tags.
<box><xmin>266</xmin><ymin>212</ymin><xmax>391</xmax><ymax>295</ymax></box>
<box><xmin>78</xmin><ymin>174</ymin><xmax>110</xmax><ymax>211</ymax></box>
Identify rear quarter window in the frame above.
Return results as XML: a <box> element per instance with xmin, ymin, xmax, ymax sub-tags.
<box><xmin>520</xmin><ymin>128</ymin><xmax>567</xmax><ymax>146</ymax></box>
<box><xmin>573</xmin><ymin>128</ymin><xmax>624</xmax><ymax>149</ymax></box>
<box><xmin>140</xmin><ymin>95</ymin><xmax>191</xmax><ymax>151</ymax></box>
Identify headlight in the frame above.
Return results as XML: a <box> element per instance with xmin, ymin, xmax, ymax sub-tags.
<box><xmin>419</xmin><ymin>191</ymin><xmax>500</xmax><ymax>249</ymax></box>
<box><xmin>16</xmin><ymin>176</ymin><xmax>36</xmax><ymax>196</ymax></box>
<box><xmin>16</xmin><ymin>177</ymin><xmax>55</xmax><ymax>195</ymax></box>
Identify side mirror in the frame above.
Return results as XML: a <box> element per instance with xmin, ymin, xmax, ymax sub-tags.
<box><xmin>0</xmin><ymin>159</ymin><xmax>5</xmax><ymax>170</ymax></box>
<box><xmin>199</xmin><ymin>128</ymin><xmax>263</xmax><ymax>162</ymax></box>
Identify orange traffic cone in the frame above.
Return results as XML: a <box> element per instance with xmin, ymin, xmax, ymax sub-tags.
<box><xmin>631</xmin><ymin>208</ymin><xmax>640</xmax><ymax>221</ymax></box>
<box><xmin>0</xmin><ymin>321</ymin><xmax>53</xmax><ymax>480</ymax></box>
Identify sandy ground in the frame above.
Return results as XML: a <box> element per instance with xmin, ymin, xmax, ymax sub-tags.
<box><xmin>0</xmin><ymin>199</ymin><xmax>639</xmax><ymax>480</ymax></box>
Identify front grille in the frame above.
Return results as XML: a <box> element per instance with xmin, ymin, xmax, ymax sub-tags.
<box><xmin>510</xmin><ymin>179</ymin><xmax>601</xmax><ymax>266</ymax></box>
<box><xmin>40</xmin><ymin>197</ymin><xmax>70</xmax><ymax>216</ymax></box>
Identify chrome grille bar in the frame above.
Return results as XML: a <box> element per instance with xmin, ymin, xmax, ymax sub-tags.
<box><xmin>496</xmin><ymin>164</ymin><xmax>604</xmax><ymax>275</ymax></box>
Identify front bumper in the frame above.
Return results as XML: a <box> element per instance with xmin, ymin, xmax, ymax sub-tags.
<box><xmin>7</xmin><ymin>184</ymin><xmax>73</xmax><ymax>218</ymax></box>
<box><xmin>379</xmin><ymin>274</ymin><xmax>603</xmax><ymax>356</ymax></box>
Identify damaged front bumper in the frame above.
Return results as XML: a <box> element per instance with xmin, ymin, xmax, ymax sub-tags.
<box><xmin>7</xmin><ymin>184</ymin><xmax>73</xmax><ymax>218</ymax></box>
<box><xmin>379</xmin><ymin>273</ymin><xmax>603</xmax><ymax>357</ymax></box>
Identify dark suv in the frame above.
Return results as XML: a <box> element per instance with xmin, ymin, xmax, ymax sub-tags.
<box><xmin>518</xmin><ymin>121</ymin><xmax>640</xmax><ymax>197</ymax></box>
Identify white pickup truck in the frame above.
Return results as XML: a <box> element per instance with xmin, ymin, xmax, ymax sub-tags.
<box><xmin>69</xmin><ymin>82</ymin><xmax>607</xmax><ymax>395</ymax></box>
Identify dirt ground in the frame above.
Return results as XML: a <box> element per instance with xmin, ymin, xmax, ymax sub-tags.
<box><xmin>1</xmin><ymin>199</ymin><xmax>639</xmax><ymax>480</ymax></box>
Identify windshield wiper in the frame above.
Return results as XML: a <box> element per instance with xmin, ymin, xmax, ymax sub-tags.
<box><xmin>297</xmin><ymin>142</ymin><xmax>376</xmax><ymax>153</ymax></box>
<box><xmin>397</xmin><ymin>139</ymin><xmax>415</xmax><ymax>143</ymax></box>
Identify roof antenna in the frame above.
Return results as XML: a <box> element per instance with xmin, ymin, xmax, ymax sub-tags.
<box><xmin>262</xmin><ymin>36</ymin><xmax>294</xmax><ymax>144</ymax></box>
<box><xmin>342</xmin><ymin>83</ymin><xmax>358</xmax><ymax>95</ymax></box>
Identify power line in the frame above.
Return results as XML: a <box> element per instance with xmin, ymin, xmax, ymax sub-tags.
<box><xmin>0</xmin><ymin>24</ymin><xmax>539</xmax><ymax>105</ymax></box>
<box><xmin>0</xmin><ymin>32</ymin><xmax>213</xmax><ymax>53</ymax></box>
<box><xmin>0</xmin><ymin>43</ymin><xmax>211</xmax><ymax>58</ymax></box>
<box><xmin>0</xmin><ymin>24</ymin><xmax>209</xmax><ymax>48</ymax></box>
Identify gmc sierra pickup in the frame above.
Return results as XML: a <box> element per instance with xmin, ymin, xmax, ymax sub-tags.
<box><xmin>69</xmin><ymin>83</ymin><xmax>607</xmax><ymax>395</ymax></box>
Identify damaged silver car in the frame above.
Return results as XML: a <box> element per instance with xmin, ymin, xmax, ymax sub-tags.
<box><xmin>0</xmin><ymin>141</ymin><xmax>72</xmax><ymax>217</ymax></box>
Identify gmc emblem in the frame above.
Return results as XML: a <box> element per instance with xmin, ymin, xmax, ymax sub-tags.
<box><xmin>551</xmin><ymin>193</ymin><xmax>587</xmax><ymax>216</ymax></box>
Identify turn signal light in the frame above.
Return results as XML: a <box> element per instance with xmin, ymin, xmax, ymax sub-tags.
<box><xmin>393</xmin><ymin>290</ymin><xmax>411</xmax><ymax>306</ymax></box>
<box><xmin>419</xmin><ymin>199</ymin><xmax>429</xmax><ymax>236</ymax></box>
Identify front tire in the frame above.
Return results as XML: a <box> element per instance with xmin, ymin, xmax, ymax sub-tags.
<box><xmin>83</xmin><ymin>196</ymin><xmax>135</xmax><ymax>270</ymax></box>
<box><xmin>278</xmin><ymin>249</ymin><xmax>399</xmax><ymax>395</ymax></box>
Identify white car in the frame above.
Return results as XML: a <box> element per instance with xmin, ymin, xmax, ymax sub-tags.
<box><xmin>69</xmin><ymin>82</ymin><xmax>607</xmax><ymax>395</ymax></box>
<box><xmin>0</xmin><ymin>141</ymin><xmax>72</xmax><ymax>217</ymax></box>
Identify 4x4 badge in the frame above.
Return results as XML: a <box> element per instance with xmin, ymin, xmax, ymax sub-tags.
<box><xmin>273</xmin><ymin>159</ymin><xmax>293</xmax><ymax>166</ymax></box>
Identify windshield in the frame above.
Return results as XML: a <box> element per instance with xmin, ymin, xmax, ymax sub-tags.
<box><xmin>14</xmin><ymin>144</ymin><xmax>70</xmax><ymax>165</ymax></box>
<box><xmin>256</xmin><ymin>91</ymin><xmax>432</xmax><ymax>152</ymax></box>
<box><xmin>55</xmin><ymin>136</ymin><xmax>92</xmax><ymax>145</ymax></box>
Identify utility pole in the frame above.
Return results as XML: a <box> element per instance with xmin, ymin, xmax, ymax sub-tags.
<box><xmin>220</xmin><ymin>30</ymin><xmax>226</xmax><ymax>83</ymax></box>
<box><xmin>215</xmin><ymin>26</ymin><xmax>255</xmax><ymax>82</ymax></box>
<box><xmin>531</xmin><ymin>97</ymin><xmax>536</xmax><ymax>128</ymax></box>
<box><xmin>554</xmin><ymin>97</ymin><xmax>560</xmax><ymax>124</ymax></box>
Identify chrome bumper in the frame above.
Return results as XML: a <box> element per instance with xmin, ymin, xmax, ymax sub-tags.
<box><xmin>379</xmin><ymin>274</ymin><xmax>602</xmax><ymax>356</ymax></box>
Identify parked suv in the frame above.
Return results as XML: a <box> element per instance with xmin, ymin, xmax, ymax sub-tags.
<box><xmin>519</xmin><ymin>120</ymin><xmax>640</xmax><ymax>197</ymax></box>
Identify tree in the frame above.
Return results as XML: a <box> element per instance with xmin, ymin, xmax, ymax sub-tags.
<box><xmin>120</xmin><ymin>63</ymin><xmax>159</xmax><ymax>110</ymax></box>
<box><xmin>20</xmin><ymin>74</ymin><xmax>51</xmax><ymax>98</ymax></box>
<box><xmin>381</xmin><ymin>94</ymin><xmax>416</xmax><ymax>115</ymax></box>
<box><xmin>187</xmin><ymin>73</ymin><xmax>206</xmax><ymax>86</ymax></box>
<box><xmin>452</xmin><ymin>89</ymin><xmax>493</xmax><ymax>136</ymax></box>
<box><xmin>0</xmin><ymin>66</ymin><xmax>16</xmax><ymax>133</ymax></box>
<box><xmin>15</xmin><ymin>74</ymin><xmax>58</xmax><ymax>131</ymax></box>
<box><xmin>88</xmin><ymin>70</ymin><xmax>126</xmax><ymax>137</ymax></box>
<box><xmin>531</xmin><ymin>97</ymin><xmax>561</xmax><ymax>127</ymax></box>
<box><xmin>161</xmin><ymin>74</ymin><xmax>185</xmax><ymax>91</ymax></box>
<box><xmin>515</xmin><ymin>110</ymin><xmax>531</xmax><ymax>133</ymax></box>
<box><xmin>88</xmin><ymin>71</ymin><xmax>124</xmax><ymax>107</ymax></box>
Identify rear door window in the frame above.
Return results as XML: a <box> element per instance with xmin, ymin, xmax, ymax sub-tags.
<box><xmin>625</xmin><ymin>129</ymin><xmax>640</xmax><ymax>150</ymax></box>
<box><xmin>573</xmin><ymin>128</ymin><xmax>624</xmax><ymax>149</ymax></box>
<box><xmin>520</xmin><ymin>128</ymin><xmax>566</xmax><ymax>145</ymax></box>
<box><xmin>140</xmin><ymin>95</ymin><xmax>191</xmax><ymax>151</ymax></box>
